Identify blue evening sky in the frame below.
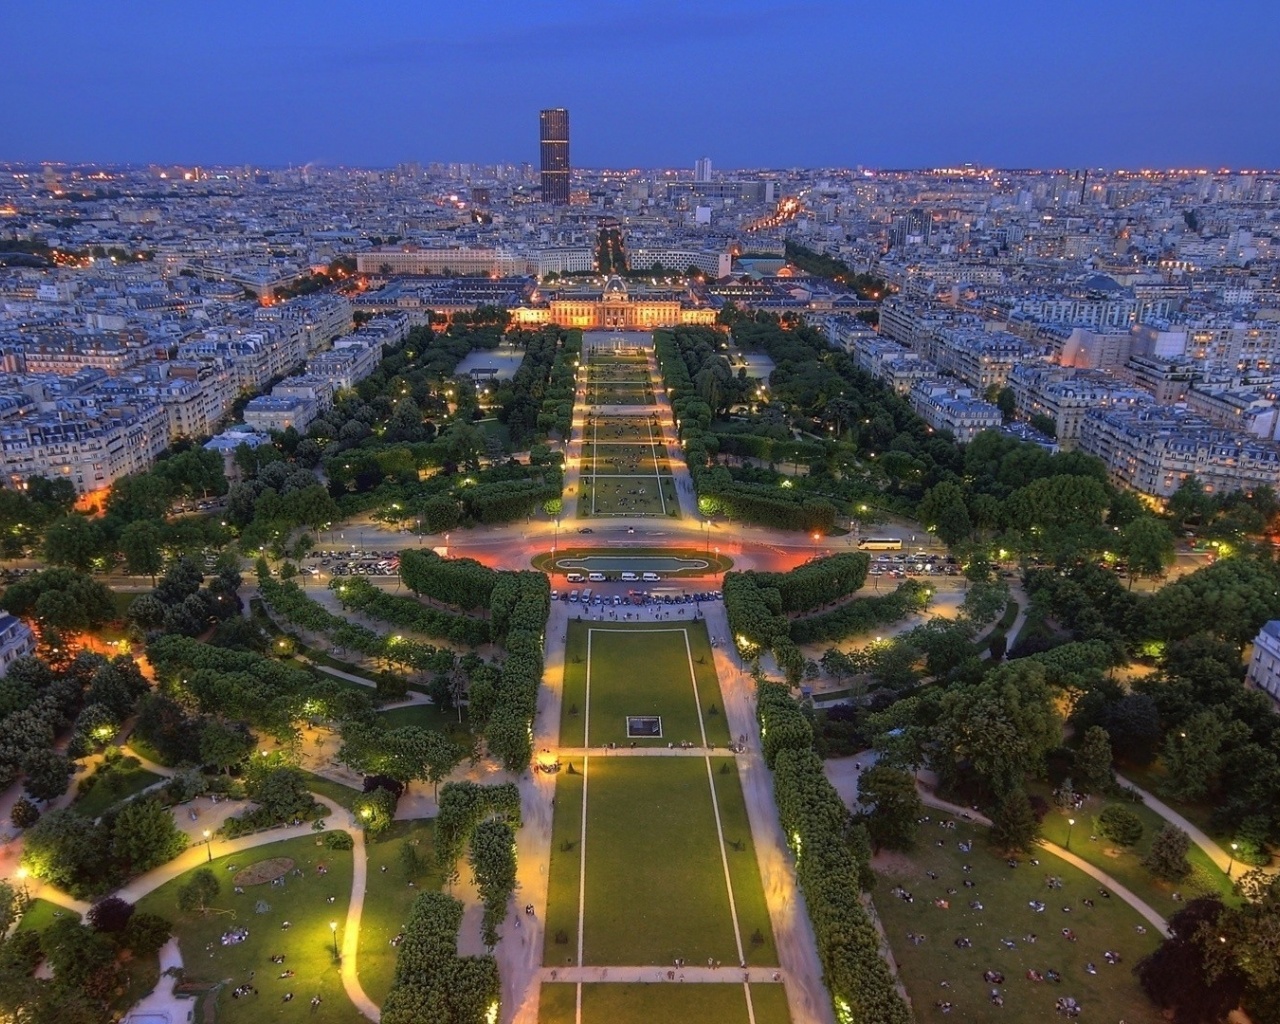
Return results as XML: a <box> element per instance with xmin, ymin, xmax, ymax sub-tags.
<box><xmin>2</xmin><ymin>0</ymin><xmax>1276</xmax><ymax>169</ymax></box>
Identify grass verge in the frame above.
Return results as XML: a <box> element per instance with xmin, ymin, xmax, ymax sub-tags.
<box><xmin>136</xmin><ymin>834</ymin><xmax>362</xmax><ymax>1024</ymax></box>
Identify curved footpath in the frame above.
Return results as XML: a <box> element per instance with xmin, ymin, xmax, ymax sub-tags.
<box><xmin>109</xmin><ymin>793</ymin><xmax>380</xmax><ymax>1021</ymax></box>
<box><xmin>1114</xmin><ymin>773</ymin><xmax>1244</xmax><ymax>876</ymax></box>
<box><xmin>824</xmin><ymin>756</ymin><xmax>1172</xmax><ymax>940</ymax></box>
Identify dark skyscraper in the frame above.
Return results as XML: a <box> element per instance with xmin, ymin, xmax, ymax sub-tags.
<box><xmin>539</xmin><ymin>108</ymin><xmax>570</xmax><ymax>205</ymax></box>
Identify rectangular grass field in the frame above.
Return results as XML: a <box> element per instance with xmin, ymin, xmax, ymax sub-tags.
<box><xmin>538</xmin><ymin>982</ymin><xmax>791</xmax><ymax>1024</ymax></box>
<box><xmin>559</xmin><ymin>621</ymin><xmax>730</xmax><ymax>748</ymax></box>
<box><xmin>581</xmin><ymin>757</ymin><xmax>741</xmax><ymax>965</ymax></box>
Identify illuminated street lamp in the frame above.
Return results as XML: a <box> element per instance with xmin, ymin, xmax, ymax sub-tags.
<box><xmin>1228</xmin><ymin>842</ymin><xmax>1239</xmax><ymax>877</ymax></box>
<box><xmin>1066</xmin><ymin>818</ymin><xmax>1076</xmax><ymax>851</ymax></box>
<box><xmin>330</xmin><ymin>920</ymin><xmax>339</xmax><ymax>959</ymax></box>
<box><xmin>203</xmin><ymin>828</ymin><xmax>212</xmax><ymax>863</ymax></box>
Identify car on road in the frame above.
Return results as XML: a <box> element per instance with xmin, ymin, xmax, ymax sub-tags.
<box><xmin>578</xmin><ymin>528</ymin><xmax>594</xmax><ymax>534</ymax></box>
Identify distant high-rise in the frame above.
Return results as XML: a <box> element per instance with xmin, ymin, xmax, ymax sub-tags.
<box><xmin>694</xmin><ymin>156</ymin><xmax>713</xmax><ymax>182</ymax></box>
<box><xmin>539</xmin><ymin>108</ymin><xmax>570</xmax><ymax>205</ymax></box>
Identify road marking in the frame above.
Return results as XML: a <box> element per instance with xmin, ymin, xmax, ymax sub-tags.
<box><xmin>644</xmin><ymin>408</ymin><xmax>667</xmax><ymax>516</ymax></box>
<box><xmin>679</xmin><ymin>628</ymin><xmax>755</xmax><ymax>1024</ymax></box>
<box><xmin>575</xmin><ymin>630</ymin><xmax>594</xmax><ymax>1024</ymax></box>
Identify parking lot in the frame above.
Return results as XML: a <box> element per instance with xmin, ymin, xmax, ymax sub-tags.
<box><xmin>552</xmin><ymin>586</ymin><xmax>721</xmax><ymax>608</ymax></box>
<box><xmin>304</xmin><ymin>549</ymin><xmax>400</xmax><ymax>578</ymax></box>
<box><xmin>868</xmin><ymin>552</ymin><xmax>959</xmax><ymax>580</ymax></box>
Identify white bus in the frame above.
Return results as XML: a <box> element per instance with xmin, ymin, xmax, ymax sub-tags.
<box><xmin>857</xmin><ymin>537</ymin><xmax>903</xmax><ymax>551</ymax></box>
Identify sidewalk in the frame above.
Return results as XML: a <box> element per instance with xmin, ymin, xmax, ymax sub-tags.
<box><xmin>1114</xmin><ymin>773</ymin><xmax>1243</xmax><ymax>876</ymax></box>
<box><xmin>824</xmin><ymin>756</ymin><xmax>1172</xmax><ymax>939</ymax></box>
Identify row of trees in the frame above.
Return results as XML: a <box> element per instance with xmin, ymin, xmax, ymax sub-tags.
<box><xmin>435</xmin><ymin>781</ymin><xmax>521</xmax><ymax>945</ymax></box>
<box><xmin>724</xmin><ymin>553</ymin><xmax>930</xmax><ymax>679</ymax></box>
<box><xmin>491</xmin><ymin>327</ymin><xmax>581</xmax><ymax>447</ymax></box>
<box><xmin>380</xmin><ymin>892</ymin><xmax>500</xmax><ymax>1024</ymax></box>
<box><xmin>756</xmin><ymin>682</ymin><xmax>912</xmax><ymax>1024</ymax></box>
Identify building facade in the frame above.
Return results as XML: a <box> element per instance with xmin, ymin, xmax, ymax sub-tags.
<box><xmin>539</xmin><ymin>108</ymin><xmax>570</xmax><ymax>206</ymax></box>
<box><xmin>0</xmin><ymin>612</ymin><xmax>36</xmax><ymax>677</ymax></box>
<box><xmin>1247</xmin><ymin>620</ymin><xmax>1280</xmax><ymax>706</ymax></box>
<box><xmin>511</xmin><ymin>276</ymin><xmax>716</xmax><ymax>330</ymax></box>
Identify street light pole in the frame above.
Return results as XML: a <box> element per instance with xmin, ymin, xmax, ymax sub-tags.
<box><xmin>1066</xmin><ymin>817</ymin><xmax>1075</xmax><ymax>851</ymax></box>
<box><xmin>1228</xmin><ymin>842</ymin><xmax>1238</xmax><ymax>878</ymax></box>
<box><xmin>330</xmin><ymin>920</ymin><xmax>339</xmax><ymax>959</ymax></box>
<box><xmin>203</xmin><ymin>829</ymin><xmax>212</xmax><ymax>863</ymax></box>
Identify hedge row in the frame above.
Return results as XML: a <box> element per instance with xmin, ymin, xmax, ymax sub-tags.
<box><xmin>758</xmin><ymin>683</ymin><xmax>913</xmax><ymax>1024</ymax></box>
<box><xmin>486</xmin><ymin>571</ymin><xmax>550</xmax><ymax>770</ymax></box>
<box><xmin>789</xmin><ymin>579</ymin><xmax>931</xmax><ymax>645</ymax></box>
<box><xmin>738</xmin><ymin>552</ymin><xmax>870</xmax><ymax>614</ymax></box>
<box><xmin>334</xmin><ymin>577</ymin><xmax>492</xmax><ymax>647</ymax></box>
<box><xmin>380</xmin><ymin>892</ymin><xmax>500</xmax><ymax>1024</ymax></box>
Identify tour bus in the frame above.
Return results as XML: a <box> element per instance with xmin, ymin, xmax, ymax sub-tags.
<box><xmin>587</xmin><ymin>572</ymin><xmax>606</xmax><ymax>582</ymax></box>
<box><xmin>566</xmin><ymin>572</ymin><xmax>585</xmax><ymax>583</ymax></box>
<box><xmin>857</xmin><ymin>537</ymin><xmax>904</xmax><ymax>551</ymax></box>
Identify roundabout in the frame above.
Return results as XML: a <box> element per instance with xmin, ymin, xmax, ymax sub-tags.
<box><xmin>532</xmin><ymin>547</ymin><xmax>734</xmax><ymax>577</ymax></box>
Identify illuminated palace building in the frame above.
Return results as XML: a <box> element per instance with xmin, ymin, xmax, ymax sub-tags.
<box><xmin>512</xmin><ymin>275</ymin><xmax>717</xmax><ymax>330</ymax></box>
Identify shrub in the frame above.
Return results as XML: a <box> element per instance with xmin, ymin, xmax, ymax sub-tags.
<box><xmin>1097</xmin><ymin>805</ymin><xmax>1144</xmax><ymax>847</ymax></box>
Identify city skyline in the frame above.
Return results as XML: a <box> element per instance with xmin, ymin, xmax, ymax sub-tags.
<box><xmin>3</xmin><ymin>0</ymin><xmax>1279</xmax><ymax>169</ymax></box>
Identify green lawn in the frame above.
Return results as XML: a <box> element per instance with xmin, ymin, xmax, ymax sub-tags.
<box><xmin>539</xmin><ymin>982</ymin><xmax>791</xmax><ymax>1024</ymax></box>
<box><xmin>578</xmin><ymin>475</ymin><xmax>679</xmax><ymax>518</ymax></box>
<box><xmin>580</xmin><ymin>443</ymin><xmax>664</xmax><ymax>475</ymax></box>
<box><xmin>305</xmin><ymin>774</ymin><xmax>362</xmax><ymax>813</ymax></box>
<box><xmin>378</xmin><ymin>701</ymin><xmax>473</xmax><ymax>749</ymax></box>
<box><xmin>1030</xmin><ymin>784</ymin><xmax>1235</xmax><ymax>912</ymax></box>
<box><xmin>72</xmin><ymin>755</ymin><xmax>166</xmax><ymax>819</ymax></box>
<box><xmin>876</xmin><ymin>821</ymin><xmax>1164</xmax><ymax>1024</ymax></box>
<box><xmin>108</xmin><ymin>588</ymin><xmax>146</xmax><ymax>618</ymax></box>
<box><xmin>560</xmin><ymin>621</ymin><xmax>729</xmax><ymax>749</ymax></box>
<box><xmin>127</xmin><ymin>735</ymin><xmax>174</xmax><ymax>769</ymax></box>
<box><xmin>16</xmin><ymin>897</ymin><xmax>78</xmax><ymax>933</ymax></box>
<box><xmin>582</xmin><ymin>757</ymin><xmax>765</xmax><ymax>966</ymax></box>
<box><xmin>532</xmin><ymin>547</ymin><xmax>734</xmax><ymax>576</ymax></box>
<box><xmin>137</xmin><ymin>834</ymin><xmax>364</xmax><ymax>1024</ymax></box>
<box><xmin>358</xmin><ymin>820</ymin><xmax>444</xmax><ymax>1006</ymax></box>
<box><xmin>1118</xmin><ymin>761</ymin><xmax>1265</xmax><ymax>865</ymax></box>
<box><xmin>544</xmin><ymin>756</ymin><xmax>586</xmax><ymax>967</ymax></box>
<box><xmin>710</xmin><ymin>758</ymin><xmax>778</xmax><ymax>965</ymax></box>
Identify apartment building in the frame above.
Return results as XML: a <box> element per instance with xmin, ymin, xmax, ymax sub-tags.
<box><xmin>0</xmin><ymin>399</ymin><xmax>169</xmax><ymax>493</ymax></box>
<box><xmin>1078</xmin><ymin>405</ymin><xmax>1280</xmax><ymax>498</ymax></box>
<box><xmin>931</xmin><ymin>328</ymin><xmax>1037</xmax><ymax>391</ymax></box>
<box><xmin>851</xmin><ymin>336</ymin><xmax>932</xmax><ymax>394</ymax></box>
<box><xmin>242</xmin><ymin>394</ymin><xmax>317</xmax><ymax>434</ymax></box>
<box><xmin>1246</xmin><ymin>620</ymin><xmax>1280</xmax><ymax>706</ymax></box>
<box><xmin>1007</xmin><ymin>364</ymin><xmax>1151</xmax><ymax>444</ymax></box>
<box><xmin>628</xmin><ymin>248</ymin><xmax>732</xmax><ymax>278</ymax></box>
<box><xmin>908</xmin><ymin>379</ymin><xmax>1003</xmax><ymax>443</ymax></box>
<box><xmin>356</xmin><ymin>247</ymin><xmax>534</xmax><ymax>277</ymax></box>
<box><xmin>0</xmin><ymin>612</ymin><xmax>36</xmax><ymax>677</ymax></box>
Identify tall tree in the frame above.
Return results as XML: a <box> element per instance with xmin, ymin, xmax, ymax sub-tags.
<box><xmin>990</xmin><ymin>789</ymin><xmax>1041</xmax><ymax>852</ymax></box>
<box><xmin>118</xmin><ymin>520</ymin><xmax>165</xmax><ymax>583</ymax></box>
<box><xmin>1074</xmin><ymin>726</ymin><xmax>1114</xmax><ymax>794</ymax></box>
<box><xmin>918</xmin><ymin>481</ymin><xmax>972</xmax><ymax>547</ymax></box>
<box><xmin>1122</xmin><ymin>516</ymin><xmax>1176</xmax><ymax>586</ymax></box>
<box><xmin>1143</xmin><ymin>823</ymin><xmax>1193</xmax><ymax>880</ymax></box>
<box><xmin>857</xmin><ymin>765</ymin><xmax>922</xmax><ymax>851</ymax></box>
